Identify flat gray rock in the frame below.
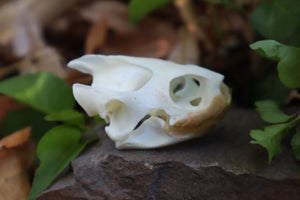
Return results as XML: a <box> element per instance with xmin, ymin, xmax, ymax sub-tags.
<box><xmin>37</xmin><ymin>108</ymin><xmax>300</xmax><ymax>200</ymax></box>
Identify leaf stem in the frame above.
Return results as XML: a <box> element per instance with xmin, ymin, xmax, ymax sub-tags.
<box><xmin>289</xmin><ymin>114</ymin><xmax>300</xmax><ymax>128</ymax></box>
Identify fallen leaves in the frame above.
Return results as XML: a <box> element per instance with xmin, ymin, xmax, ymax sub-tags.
<box><xmin>0</xmin><ymin>95</ymin><xmax>24</xmax><ymax>123</ymax></box>
<box><xmin>175</xmin><ymin>0</ymin><xmax>213</xmax><ymax>51</ymax></box>
<box><xmin>0</xmin><ymin>127</ymin><xmax>31</xmax><ymax>149</ymax></box>
<box><xmin>99</xmin><ymin>29</ymin><xmax>172</xmax><ymax>58</ymax></box>
<box><xmin>0</xmin><ymin>0</ymin><xmax>79</xmax><ymax>46</ymax></box>
<box><xmin>168</xmin><ymin>28</ymin><xmax>200</xmax><ymax>64</ymax></box>
<box><xmin>286</xmin><ymin>89</ymin><xmax>300</xmax><ymax>104</ymax></box>
<box><xmin>0</xmin><ymin>127</ymin><xmax>35</xmax><ymax>200</ymax></box>
<box><xmin>0</xmin><ymin>0</ymin><xmax>73</xmax><ymax>81</ymax></box>
<box><xmin>85</xmin><ymin>19</ymin><xmax>108</xmax><ymax>54</ymax></box>
<box><xmin>0</xmin><ymin>0</ymin><xmax>294</xmax><ymax>198</ymax></box>
<box><xmin>82</xmin><ymin>1</ymin><xmax>177</xmax><ymax>58</ymax></box>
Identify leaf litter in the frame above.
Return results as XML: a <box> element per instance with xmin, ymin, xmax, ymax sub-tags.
<box><xmin>0</xmin><ymin>0</ymin><xmax>298</xmax><ymax>199</ymax></box>
<box><xmin>0</xmin><ymin>127</ymin><xmax>35</xmax><ymax>200</ymax></box>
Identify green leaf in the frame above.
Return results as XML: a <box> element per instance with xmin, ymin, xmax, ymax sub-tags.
<box><xmin>92</xmin><ymin>115</ymin><xmax>106</xmax><ymax>124</ymax></box>
<box><xmin>255</xmin><ymin>100</ymin><xmax>292</xmax><ymax>123</ymax></box>
<box><xmin>0</xmin><ymin>108</ymin><xmax>55</xmax><ymax>143</ymax></box>
<box><xmin>250</xmin><ymin>40</ymin><xmax>300</xmax><ymax>88</ymax></box>
<box><xmin>251</xmin><ymin>0</ymin><xmax>300</xmax><ymax>47</ymax></box>
<box><xmin>0</xmin><ymin>72</ymin><xmax>75</xmax><ymax>114</ymax></box>
<box><xmin>250</xmin><ymin>40</ymin><xmax>281</xmax><ymax>61</ymax></box>
<box><xmin>128</xmin><ymin>0</ymin><xmax>174</xmax><ymax>24</ymax></box>
<box><xmin>250</xmin><ymin>123</ymin><xmax>290</xmax><ymax>163</ymax></box>
<box><xmin>45</xmin><ymin>109</ymin><xmax>85</xmax><ymax>128</ymax></box>
<box><xmin>291</xmin><ymin>132</ymin><xmax>300</xmax><ymax>160</ymax></box>
<box><xmin>28</xmin><ymin>125</ymin><xmax>98</xmax><ymax>200</ymax></box>
<box><xmin>277</xmin><ymin>44</ymin><xmax>300</xmax><ymax>89</ymax></box>
<box><xmin>252</xmin><ymin>70</ymin><xmax>289</xmax><ymax>104</ymax></box>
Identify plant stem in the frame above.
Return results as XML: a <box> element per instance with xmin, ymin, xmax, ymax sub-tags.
<box><xmin>290</xmin><ymin>114</ymin><xmax>300</xmax><ymax>128</ymax></box>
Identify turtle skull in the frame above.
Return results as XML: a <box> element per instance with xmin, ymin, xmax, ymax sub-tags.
<box><xmin>68</xmin><ymin>54</ymin><xmax>231</xmax><ymax>149</ymax></box>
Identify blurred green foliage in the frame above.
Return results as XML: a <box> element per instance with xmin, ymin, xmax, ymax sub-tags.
<box><xmin>250</xmin><ymin>0</ymin><xmax>300</xmax><ymax>163</ymax></box>
<box><xmin>0</xmin><ymin>72</ymin><xmax>98</xmax><ymax>200</ymax></box>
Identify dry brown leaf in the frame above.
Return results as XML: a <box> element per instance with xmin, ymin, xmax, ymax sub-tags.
<box><xmin>168</xmin><ymin>28</ymin><xmax>200</xmax><ymax>64</ymax></box>
<box><xmin>12</xmin><ymin>2</ymin><xmax>67</xmax><ymax>77</ymax></box>
<box><xmin>80</xmin><ymin>1</ymin><xmax>130</xmax><ymax>33</ymax></box>
<box><xmin>0</xmin><ymin>47</ymin><xmax>68</xmax><ymax>80</ymax></box>
<box><xmin>12</xmin><ymin>2</ymin><xmax>44</xmax><ymax>57</ymax></box>
<box><xmin>101</xmin><ymin>32</ymin><xmax>171</xmax><ymax>58</ymax></box>
<box><xmin>0</xmin><ymin>0</ymin><xmax>79</xmax><ymax>45</ymax></box>
<box><xmin>82</xmin><ymin>1</ymin><xmax>177</xmax><ymax>58</ymax></box>
<box><xmin>0</xmin><ymin>140</ymin><xmax>36</xmax><ymax>200</ymax></box>
<box><xmin>0</xmin><ymin>127</ymin><xmax>31</xmax><ymax>149</ymax></box>
<box><xmin>65</xmin><ymin>71</ymin><xmax>92</xmax><ymax>86</ymax></box>
<box><xmin>85</xmin><ymin>19</ymin><xmax>108</xmax><ymax>54</ymax></box>
<box><xmin>0</xmin><ymin>95</ymin><xmax>24</xmax><ymax>124</ymax></box>
<box><xmin>29</xmin><ymin>0</ymin><xmax>80</xmax><ymax>26</ymax></box>
<box><xmin>174</xmin><ymin>0</ymin><xmax>213</xmax><ymax>51</ymax></box>
<box><xmin>135</xmin><ymin>17</ymin><xmax>178</xmax><ymax>47</ymax></box>
<box><xmin>0</xmin><ymin>0</ymin><xmax>19</xmax><ymax>45</ymax></box>
<box><xmin>0</xmin><ymin>0</ymin><xmax>69</xmax><ymax>78</ymax></box>
<box><xmin>18</xmin><ymin>47</ymin><xmax>68</xmax><ymax>78</ymax></box>
<box><xmin>286</xmin><ymin>89</ymin><xmax>300</xmax><ymax>104</ymax></box>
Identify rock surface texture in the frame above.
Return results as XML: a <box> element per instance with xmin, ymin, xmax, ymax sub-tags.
<box><xmin>38</xmin><ymin>108</ymin><xmax>300</xmax><ymax>200</ymax></box>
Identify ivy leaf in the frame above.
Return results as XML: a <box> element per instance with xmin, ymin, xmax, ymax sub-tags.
<box><xmin>250</xmin><ymin>40</ymin><xmax>300</xmax><ymax>88</ymax></box>
<box><xmin>255</xmin><ymin>100</ymin><xmax>292</xmax><ymax>124</ymax></box>
<box><xmin>0</xmin><ymin>72</ymin><xmax>74</xmax><ymax>114</ymax></box>
<box><xmin>0</xmin><ymin>108</ymin><xmax>55</xmax><ymax>143</ymax></box>
<box><xmin>45</xmin><ymin>109</ymin><xmax>85</xmax><ymax>129</ymax></box>
<box><xmin>28</xmin><ymin>125</ymin><xmax>98</xmax><ymax>200</ymax></box>
<box><xmin>251</xmin><ymin>0</ymin><xmax>300</xmax><ymax>47</ymax></box>
<box><xmin>250</xmin><ymin>123</ymin><xmax>290</xmax><ymax>163</ymax></box>
<box><xmin>252</xmin><ymin>70</ymin><xmax>289</xmax><ymax>105</ymax></box>
<box><xmin>250</xmin><ymin>40</ymin><xmax>281</xmax><ymax>61</ymax></box>
<box><xmin>128</xmin><ymin>0</ymin><xmax>174</xmax><ymax>24</ymax></box>
<box><xmin>291</xmin><ymin>132</ymin><xmax>300</xmax><ymax>160</ymax></box>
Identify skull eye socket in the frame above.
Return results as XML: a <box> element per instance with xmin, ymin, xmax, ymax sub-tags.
<box><xmin>169</xmin><ymin>75</ymin><xmax>202</xmax><ymax>107</ymax></box>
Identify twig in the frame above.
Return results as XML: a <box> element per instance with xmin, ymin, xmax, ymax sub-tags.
<box><xmin>174</xmin><ymin>0</ymin><xmax>213</xmax><ymax>51</ymax></box>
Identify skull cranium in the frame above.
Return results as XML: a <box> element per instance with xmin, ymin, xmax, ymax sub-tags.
<box><xmin>68</xmin><ymin>54</ymin><xmax>231</xmax><ymax>149</ymax></box>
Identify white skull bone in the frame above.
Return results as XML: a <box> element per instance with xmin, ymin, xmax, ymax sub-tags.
<box><xmin>68</xmin><ymin>54</ymin><xmax>231</xmax><ymax>149</ymax></box>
